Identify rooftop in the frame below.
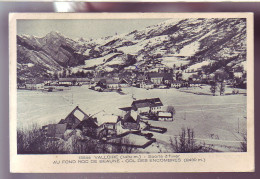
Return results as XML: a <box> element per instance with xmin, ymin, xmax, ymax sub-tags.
<box><xmin>119</xmin><ymin>107</ymin><xmax>132</xmax><ymax>111</ymax></box>
<box><xmin>132</xmin><ymin>98</ymin><xmax>163</xmax><ymax>109</ymax></box>
<box><xmin>96</xmin><ymin>114</ymin><xmax>119</xmax><ymax>126</ymax></box>
<box><xmin>158</xmin><ymin>112</ymin><xmax>172</xmax><ymax>117</ymax></box>
<box><xmin>59</xmin><ymin>78</ymin><xmax>90</xmax><ymax>82</ymax></box>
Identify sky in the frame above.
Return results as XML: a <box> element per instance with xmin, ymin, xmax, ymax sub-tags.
<box><xmin>17</xmin><ymin>19</ymin><xmax>167</xmax><ymax>40</ymax></box>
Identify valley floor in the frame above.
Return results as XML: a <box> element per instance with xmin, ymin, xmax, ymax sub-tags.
<box><xmin>17</xmin><ymin>85</ymin><xmax>247</xmax><ymax>152</ymax></box>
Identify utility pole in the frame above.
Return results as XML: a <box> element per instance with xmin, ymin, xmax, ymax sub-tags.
<box><xmin>72</xmin><ymin>92</ymin><xmax>74</xmax><ymax>105</ymax></box>
<box><xmin>238</xmin><ymin>118</ymin><xmax>240</xmax><ymax>133</ymax></box>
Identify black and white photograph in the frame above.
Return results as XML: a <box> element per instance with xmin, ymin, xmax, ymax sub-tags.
<box><xmin>15</xmin><ymin>15</ymin><xmax>250</xmax><ymax>154</ymax></box>
<box><xmin>9</xmin><ymin>13</ymin><xmax>254</xmax><ymax>173</ymax></box>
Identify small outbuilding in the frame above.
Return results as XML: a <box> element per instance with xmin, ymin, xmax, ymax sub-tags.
<box><xmin>157</xmin><ymin>111</ymin><xmax>173</xmax><ymax>121</ymax></box>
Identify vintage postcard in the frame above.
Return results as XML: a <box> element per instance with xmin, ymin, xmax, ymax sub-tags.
<box><xmin>9</xmin><ymin>13</ymin><xmax>254</xmax><ymax>173</ymax></box>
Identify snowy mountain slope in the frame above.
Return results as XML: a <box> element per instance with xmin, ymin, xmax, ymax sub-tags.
<box><xmin>17</xmin><ymin>31</ymin><xmax>90</xmax><ymax>79</ymax></box>
<box><xmin>17</xmin><ymin>18</ymin><xmax>247</xmax><ymax>80</ymax></box>
<box><xmin>80</xmin><ymin>18</ymin><xmax>246</xmax><ymax>73</ymax></box>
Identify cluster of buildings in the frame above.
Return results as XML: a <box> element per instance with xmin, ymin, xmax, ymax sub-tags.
<box><xmin>90</xmin><ymin>72</ymin><xmax>201</xmax><ymax>92</ymax></box>
<box><xmin>134</xmin><ymin>72</ymin><xmax>191</xmax><ymax>89</ymax></box>
<box><xmin>42</xmin><ymin>97</ymin><xmax>172</xmax><ymax>149</ymax></box>
<box><xmin>91</xmin><ymin>78</ymin><xmax>129</xmax><ymax>91</ymax></box>
<box><xmin>18</xmin><ymin>70</ymin><xmax>204</xmax><ymax>92</ymax></box>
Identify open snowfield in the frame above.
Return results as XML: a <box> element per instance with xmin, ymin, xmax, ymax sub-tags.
<box><xmin>17</xmin><ymin>86</ymin><xmax>247</xmax><ymax>151</ymax></box>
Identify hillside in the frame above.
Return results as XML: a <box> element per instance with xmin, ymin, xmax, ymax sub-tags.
<box><xmin>17</xmin><ymin>18</ymin><xmax>247</xmax><ymax>81</ymax></box>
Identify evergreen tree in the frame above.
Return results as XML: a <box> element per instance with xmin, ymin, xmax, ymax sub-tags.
<box><xmin>219</xmin><ymin>82</ymin><xmax>225</xmax><ymax>96</ymax></box>
<box><xmin>210</xmin><ymin>81</ymin><xmax>218</xmax><ymax>96</ymax></box>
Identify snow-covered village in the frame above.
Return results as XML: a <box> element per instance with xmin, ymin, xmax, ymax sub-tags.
<box><xmin>16</xmin><ymin>18</ymin><xmax>247</xmax><ymax>154</ymax></box>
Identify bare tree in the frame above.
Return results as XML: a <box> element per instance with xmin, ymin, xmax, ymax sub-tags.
<box><xmin>17</xmin><ymin>125</ymin><xmax>66</xmax><ymax>154</ymax></box>
<box><xmin>111</xmin><ymin>138</ymin><xmax>134</xmax><ymax>153</ymax></box>
<box><xmin>169</xmin><ymin>128</ymin><xmax>212</xmax><ymax>153</ymax></box>
<box><xmin>167</xmin><ymin>105</ymin><xmax>176</xmax><ymax>116</ymax></box>
<box><xmin>240</xmin><ymin>134</ymin><xmax>247</xmax><ymax>152</ymax></box>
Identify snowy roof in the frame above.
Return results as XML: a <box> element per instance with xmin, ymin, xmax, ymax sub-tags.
<box><xmin>119</xmin><ymin>107</ymin><xmax>132</xmax><ymax>111</ymax></box>
<box><xmin>123</xmin><ymin>112</ymin><xmax>137</xmax><ymax>123</ymax></box>
<box><xmin>106</xmin><ymin>78</ymin><xmax>120</xmax><ymax>84</ymax></box>
<box><xmin>59</xmin><ymin>78</ymin><xmax>90</xmax><ymax>82</ymax></box>
<box><xmin>132</xmin><ymin>98</ymin><xmax>163</xmax><ymax>109</ymax></box>
<box><xmin>124</xmin><ymin>66</ymin><xmax>136</xmax><ymax>70</ymax></box>
<box><xmin>119</xmin><ymin>79</ymin><xmax>129</xmax><ymax>84</ymax></box>
<box><xmin>158</xmin><ymin>112</ymin><xmax>172</xmax><ymax>117</ymax></box>
<box><xmin>60</xmin><ymin>106</ymin><xmax>89</xmax><ymax>129</ymax></box>
<box><xmin>96</xmin><ymin>114</ymin><xmax>119</xmax><ymax>125</ymax></box>
<box><xmin>26</xmin><ymin>78</ymin><xmax>44</xmax><ymax>84</ymax></box>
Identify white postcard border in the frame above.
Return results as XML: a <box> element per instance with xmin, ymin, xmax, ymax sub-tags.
<box><xmin>9</xmin><ymin>13</ymin><xmax>254</xmax><ymax>173</ymax></box>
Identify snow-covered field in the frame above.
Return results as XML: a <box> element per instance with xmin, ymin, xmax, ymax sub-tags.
<box><xmin>17</xmin><ymin>86</ymin><xmax>247</xmax><ymax>151</ymax></box>
<box><xmin>160</xmin><ymin>56</ymin><xmax>190</xmax><ymax>68</ymax></box>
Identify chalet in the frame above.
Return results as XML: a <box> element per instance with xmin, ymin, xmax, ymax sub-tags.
<box><xmin>118</xmin><ymin>112</ymin><xmax>140</xmax><ymax>132</ymax></box>
<box><xmin>181</xmin><ymin>81</ymin><xmax>189</xmax><ymax>87</ymax></box>
<box><xmin>73</xmin><ymin>118</ymin><xmax>99</xmax><ymax>139</ymax></box>
<box><xmin>59</xmin><ymin>78</ymin><xmax>90</xmax><ymax>86</ymax></box>
<box><xmin>147</xmin><ymin>73</ymin><xmax>164</xmax><ymax>85</ymax></box>
<box><xmin>136</xmin><ymin>74</ymin><xmax>147</xmax><ymax>82</ymax></box>
<box><xmin>139</xmin><ymin>80</ymin><xmax>154</xmax><ymax>89</ymax></box>
<box><xmin>119</xmin><ymin>79</ymin><xmax>129</xmax><ymax>88</ymax></box>
<box><xmin>158</xmin><ymin>112</ymin><xmax>173</xmax><ymax>121</ymax></box>
<box><xmin>95</xmin><ymin>78</ymin><xmax>120</xmax><ymax>90</ymax></box>
<box><xmin>44</xmin><ymin>80</ymin><xmax>58</xmax><ymax>86</ymax></box>
<box><xmin>92</xmin><ymin>77</ymin><xmax>102</xmax><ymax>84</ymax></box>
<box><xmin>96</xmin><ymin>79</ymin><xmax>107</xmax><ymax>89</ymax></box>
<box><xmin>131</xmin><ymin>98</ymin><xmax>163</xmax><ymax>114</ymax></box>
<box><xmin>41</xmin><ymin>106</ymin><xmax>90</xmax><ymax>139</ymax></box>
<box><xmin>106</xmin><ymin>78</ymin><xmax>120</xmax><ymax>89</ymax></box>
<box><xmin>76</xmin><ymin>78</ymin><xmax>91</xmax><ymax>85</ymax></box>
<box><xmin>58</xmin><ymin>106</ymin><xmax>89</xmax><ymax>129</ymax></box>
<box><xmin>98</xmin><ymin>123</ymin><xmax>117</xmax><ymax>138</ymax></box>
<box><xmin>163</xmin><ymin>73</ymin><xmax>174</xmax><ymax>85</ymax></box>
<box><xmin>24</xmin><ymin>78</ymin><xmax>45</xmax><ymax>90</ymax></box>
<box><xmin>119</xmin><ymin>107</ymin><xmax>132</xmax><ymax>116</ymax></box>
<box><xmin>96</xmin><ymin>114</ymin><xmax>119</xmax><ymax>138</ymax></box>
<box><xmin>145</xmin><ymin>81</ymin><xmax>154</xmax><ymax>89</ymax></box>
<box><xmin>25</xmin><ymin>83</ymin><xmax>44</xmax><ymax>90</ymax></box>
<box><xmin>58</xmin><ymin>78</ymin><xmax>74</xmax><ymax>86</ymax></box>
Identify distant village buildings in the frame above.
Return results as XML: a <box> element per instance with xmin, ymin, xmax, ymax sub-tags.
<box><xmin>131</xmin><ymin>98</ymin><xmax>164</xmax><ymax>114</ymax></box>
<box><xmin>25</xmin><ymin>83</ymin><xmax>44</xmax><ymax>90</ymax></box>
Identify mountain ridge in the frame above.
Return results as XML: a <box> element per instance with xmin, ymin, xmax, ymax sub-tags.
<box><xmin>17</xmin><ymin>18</ymin><xmax>247</xmax><ymax>81</ymax></box>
